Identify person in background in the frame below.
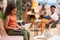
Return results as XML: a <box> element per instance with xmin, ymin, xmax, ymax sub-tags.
<box><xmin>0</xmin><ymin>0</ymin><xmax>7</xmax><ymax>12</ymax></box>
<box><xmin>0</xmin><ymin>7</ymin><xmax>3</xmax><ymax>19</ymax></box>
<box><xmin>49</xmin><ymin>5</ymin><xmax>59</xmax><ymax>28</ymax></box>
<box><xmin>37</xmin><ymin>4</ymin><xmax>49</xmax><ymax>33</ymax></box>
<box><xmin>3</xmin><ymin>0</ymin><xmax>7</xmax><ymax>12</ymax></box>
<box><xmin>0</xmin><ymin>7</ymin><xmax>7</xmax><ymax>36</ymax></box>
<box><xmin>39</xmin><ymin>4</ymin><xmax>50</xmax><ymax>19</ymax></box>
<box><xmin>38</xmin><ymin>5</ymin><xmax>59</xmax><ymax>33</ymax></box>
<box><xmin>39</xmin><ymin>4</ymin><xmax>46</xmax><ymax>15</ymax></box>
<box><xmin>4</xmin><ymin>3</ymin><xmax>29</xmax><ymax>40</ymax></box>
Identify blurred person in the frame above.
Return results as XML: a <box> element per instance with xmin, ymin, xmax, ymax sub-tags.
<box><xmin>38</xmin><ymin>5</ymin><xmax>59</xmax><ymax>33</ymax></box>
<box><xmin>39</xmin><ymin>4</ymin><xmax>51</xmax><ymax>19</ymax></box>
<box><xmin>49</xmin><ymin>5</ymin><xmax>59</xmax><ymax>28</ymax></box>
<box><xmin>0</xmin><ymin>0</ymin><xmax>7</xmax><ymax>12</ymax></box>
<box><xmin>39</xmin><ymin>4</ymin><xmax>46</xmax><ymax>15</ymax></box>
<box><xmin>49</xmin><ymin>5</ymin><xmax>59</xmax><ymax>21</ymax></box>
<box><xmin>4</xmin><ymin>3</ymin><xmax>29</xmax><ymax>40</ymax></box>
<box><xmin>3</xmin><ymin>0</ymin><xmax>7</xmax><ymax>12</ymax></box>
<box><xmin>37</xmin><ymin>5</ymin><xmax>49</xmax><ymax>33</ymax></box>
<box><xmin>0</xmin><ymin>7</ymin><xmax>7</xmax><ymax>36</ymax></box>
<box><xmin>38</xmin><ymin>15</ymin><xmax>50</xmax><ymax>33</ymax></box>
<box><xmin>0</xmin><ymin>7</ymin><xmax>4</xmax><ymax>19</ymax></box>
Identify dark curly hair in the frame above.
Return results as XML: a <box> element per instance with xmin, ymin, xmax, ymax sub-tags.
<box><xmin>4</xmin><ymin>3</ymin><xmax>17</xmax><ymax>19</ymax></box>
<box><xmin>50</xmin><ymin>5</ymin><xmax>56</xmax><ymax>8</ymax></box>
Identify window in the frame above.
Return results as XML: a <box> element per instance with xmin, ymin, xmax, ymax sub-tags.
<box><xmin>37</xmin><ymin>0</ymin><xmax>57</xmax><ymax>6</ymax></box>
<box><xmin>47</xmin><ymin>0</ymin><xmax>58</xmax><ymax>6</ymax></box>
<box><xmin>38</xmin><ymin>0</ymin><xmax>46</xmax><ymax>5</ymax></box>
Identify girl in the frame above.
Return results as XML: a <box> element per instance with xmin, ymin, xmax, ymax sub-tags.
<box><xmin>4</xmin><ymin>3</ymin><xmax>29</xmax><ymax>40</ymax></box>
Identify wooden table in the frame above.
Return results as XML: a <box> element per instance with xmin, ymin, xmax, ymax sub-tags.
<box><xmin>26</xmin><ymin>14</ymin><xmax>40</xmax><ymax>23</ymax></box>
<box><xmin>30</xmin><ymin>19</ymin><xmax>42</xmax><ymax>36</ymax></box>
<box><xmin>27</xmin><ymin>14</ymin><xmax>36</xmax><ymax>23</ymax></box>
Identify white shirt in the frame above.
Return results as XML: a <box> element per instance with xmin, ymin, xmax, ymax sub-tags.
<box><xmin>50</xmin><ymin>12</ymin><xmax>59</xmax><ymax>21</ymax></box>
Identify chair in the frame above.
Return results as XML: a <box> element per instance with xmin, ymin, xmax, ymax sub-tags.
<box><xmin>45</xmin><ymin>20</ymin><xmax>59</xmax><ymax>29</ymax></box>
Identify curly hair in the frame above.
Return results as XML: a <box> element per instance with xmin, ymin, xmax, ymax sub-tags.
<box><xmin>4</xmin><ymin>3</ymin><xmax>17</xmax><ymax>19</ymax></box>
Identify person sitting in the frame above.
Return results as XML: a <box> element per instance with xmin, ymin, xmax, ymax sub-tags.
<box><xmin>38</xmin><ymin>5</ymin><xmax>59</xmax><ymax>33</ymax></box>
<box><xmin>4</xmin><ymin>3</ymin><xmax>29</xmax><ymax>40</ymax></box>
<box><xmin>0</xmin><ymin>7</ymin><xmax>7</xmax><ymax>36</ymax></box>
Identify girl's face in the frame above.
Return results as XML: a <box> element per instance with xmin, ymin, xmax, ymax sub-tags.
<box><xmin>11</xmin><ymin>8</ymin><xmax>17</xmax><ymax>15</ymax></box>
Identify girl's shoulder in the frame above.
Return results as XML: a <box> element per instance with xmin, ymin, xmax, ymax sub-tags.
<box><xmin>8</xmin><ymin>15</ymin><xmax>16</xmax><ymax>19</ymax></box>
<box><xmin>6</xmin><ymin>15</ymin><xmax>10</xmax><ymax>19</ymax></box>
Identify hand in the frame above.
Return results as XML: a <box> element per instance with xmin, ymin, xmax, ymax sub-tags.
<box><xmin>13</xmin><ymin>27</ymin><xmax>19</xmax><ymax>30</ymax></box>
<box><xmin>17</xmin><ymin>24</ymin><xmax>24</xmax><ymax>30</ymax></box>
<box><xmin>49</xmin><ymin>19</ymin><xmax>53</xmax><ymax>22</ymax></box>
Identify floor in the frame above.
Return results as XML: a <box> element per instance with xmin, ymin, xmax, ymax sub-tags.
<box><xmin>29</xmin><ymin>24</ymin><xmax>60</xmax><ymax>40</ymax></box>
<box><xmin>0</xmin><ymin>24</ymin><xmax>60</xmax><ymax>40</ymax></box>
<box><xmin>0</xmin><ymin>36</ymin><xmax>23</xmax><ymax>40</ymax></box>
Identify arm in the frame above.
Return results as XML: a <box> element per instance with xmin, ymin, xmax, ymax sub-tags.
<box><xmin>50</xmin><ymin>14</ymin><xmax>59</xmax><ymax>21</ymax></box>
<box><xmin>17</xmin><ymin>23</ymin><xmax>23</xmax><ymax>29</ymax></box>
<box><xmin>0</xmin><ymin>18</ymin><xmax>7</xmax><ymax>36</ymax></box>
<box><xmin>15</xmin><ymin>16</ymin><xmax>23</xmax><ymax>29</ymax></box>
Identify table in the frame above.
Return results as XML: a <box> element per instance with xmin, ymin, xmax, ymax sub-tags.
<box><xmin>30</xmin><ymin>28</ymin><xmax>41</xmax><ymax>36</ymax></box>
<box><xmin>30</xmin><ymin>19</ymin><xmax>42</xmax><ymax>36</ymax></box>
<box><xmin>26</xmin><ymin>14</ymin><xmax>40</xmax><ymax>23</ymax></box>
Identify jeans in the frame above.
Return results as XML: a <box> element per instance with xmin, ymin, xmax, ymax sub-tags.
<box><xmin>6</xmin><ymin>29</ymin><xmax>30</xmax><ymax>40</ymax></box>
